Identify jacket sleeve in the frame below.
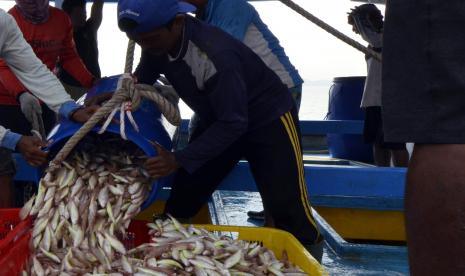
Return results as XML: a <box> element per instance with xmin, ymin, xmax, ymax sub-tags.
<box><xmin>174</xmin><ymin>52</ymin><xmax>248</xmax><ymax>173</ymax></box>
<box><xmin>59</xmin><ymin>14</ymin><xmax>94</xmax><ymax>88</ymax></box>
<box><xmin>203</xmin><ymin>0</ymin><xmax>255</xmax><ymax>41</ymax></box>
<box><xmin>0</xmin><ymin>124</ymin><xmax>21</xmax><ymax>150</ymax></box>
<box><xmin>0</xmin><ymin>59</ymin><xmax>27</xmax><ymax>98</ymax></box>
<box><xmin>0</xmin><ymin>10</ymin><xmax>78</xmax><ymax>116</ymax></box>
<box><xmin>134</xmin><ymin>50</ymin><xmax>163</xmax><ymax>85</ymax></box>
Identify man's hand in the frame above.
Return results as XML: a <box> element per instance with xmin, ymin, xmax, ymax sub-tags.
<box><xmin>84</xmin><ymin>92</ymin><xmax>113</xmax><ymax>107</ymax></box>
<box><xmin>145</xmin><ymin>142</ymin><xmax>180</xmax><ymax>178</ymax></box>
<box><xmin>19</xmin><ymin>92</ymin><xmax>42</xmax><ymax>124</ymax></box>
<box><xmin>71</xmin><ymin>105</ymin><xmax>100</xmax><ymax>123</ymax></box>
<box><xmin>16</xmin><ymin>136</ymin><xmax>48</xmax><ymax>166</ymax></box>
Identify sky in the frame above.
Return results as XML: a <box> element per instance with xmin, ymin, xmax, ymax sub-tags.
<box><xmin>0</xmin><ymin>0</ymin><xmax>385</xmax><ymax>119</ymax></box>
<box><xmin>0</xmin><ymin>0</ymin><xmax>385</xmax><ymax>82</ymax></box>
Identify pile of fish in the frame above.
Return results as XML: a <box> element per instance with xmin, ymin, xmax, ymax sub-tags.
<box><xmin>19</xmin><ymin>136</ymin><xmax>308</xmax><ymax>275</ymax></box>
<box><xmin>124</xmin><ymin>216</ymin><xmax>309</xmax><ymax>276</ymax></box>
<box><xmin>20</xmin><ymin>136</ymin><xmax>153</xmax><ymax>275</ymax></box>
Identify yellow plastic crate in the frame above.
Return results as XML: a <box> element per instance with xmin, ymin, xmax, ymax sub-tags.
<box><xmin>196</xmin><ymin>224</ymin><xmax>328</xmax><ymax>276</ymax></box>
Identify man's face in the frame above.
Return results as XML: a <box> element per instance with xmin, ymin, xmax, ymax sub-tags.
<box><xmin>69</xmin><ymin>6</ymin><xmax>86</xmax><ymax>29</ymax></box>
<box><xmin>129</xmin><ymin>16</ymin><xmax>184</xmax><ymax>56</ymax></box>
<box><xmin>130</xmin><ymin>27</ymin><xmax>175</xmax><ymax>56</ymax></box>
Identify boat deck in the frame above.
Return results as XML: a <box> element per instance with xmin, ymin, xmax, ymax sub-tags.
<box><xmin>209</xmin><ymin>190</ymin><xmax>408</xmax><ymax>275</ymax></box>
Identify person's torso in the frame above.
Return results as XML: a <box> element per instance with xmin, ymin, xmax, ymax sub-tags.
<box><xmin>9</xmin><ymin>6</ymin><xmax>70</xmax><ymax>71</ymax></box>
<box><xmin>139</xmin><ymin>17</ymin><xmax>293</xmax><ymax>129</ymax></box>
<box><xmin>203</xmin><ymin>0</ymin><xmax>303</xmax><ymax>89</ymax></box>
<box><xmin>59</xmin><ymin>20</ymin><xmax>100</xmax><ymax>85</ymax></box>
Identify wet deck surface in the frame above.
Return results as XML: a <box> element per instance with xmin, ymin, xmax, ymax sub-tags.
<box><xmin>211</xmin><ymin>191</ymin><xmax>409</xmax><ymax>275</ymax></box>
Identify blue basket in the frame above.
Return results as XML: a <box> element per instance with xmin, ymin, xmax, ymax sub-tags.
<box><xmin>48</xmin><ymin>75</ymin><xmax>173</xmax><ymax>209</ymax></box>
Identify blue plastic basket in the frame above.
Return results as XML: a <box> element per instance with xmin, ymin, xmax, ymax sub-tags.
<box><xmin>48</xmin><ymin>75</ymin><xmax>173</xmax><ymax>209</ymax></box>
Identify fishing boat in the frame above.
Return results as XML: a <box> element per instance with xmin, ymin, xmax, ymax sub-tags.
<box><xmin>8</xmin><ymin>0</ymin><xmax>410</xmax><ymax>274</ymax></box>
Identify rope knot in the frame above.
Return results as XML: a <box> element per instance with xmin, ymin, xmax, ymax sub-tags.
<box><xmin>117</xmin><ymin>73</ymin><xmax>142</xmax><ymax>110</ymax></box>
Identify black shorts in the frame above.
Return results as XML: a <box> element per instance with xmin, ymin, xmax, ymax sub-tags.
<box><xmin>382</xmin><ymin>0</ymin><xmax>465</xmax><ymax>143</ymax></box>
<box><xmin>364</xmin><ymin>106</ymin><xmax>406</xmax><ymax>150</ymax></box>
<box><xmin>166</xmin><ymin>107</ymin><xmax>321</xmax><ymax>246</ymax></box>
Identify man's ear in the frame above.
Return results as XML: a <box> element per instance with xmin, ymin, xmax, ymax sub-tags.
<box><xmin>173</xmin><ymin>14</ymin><xmax>185</xmax><ymax>31</ymax></box>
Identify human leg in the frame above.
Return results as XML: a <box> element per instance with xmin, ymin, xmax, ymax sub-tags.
<box><xmin>246</xmin><ymin>85</ymin><xmax>303</xmax><ymax>222</ymax></box>
<box><xmin>405</xmin><ymin>144</ymin><xmax>465</xmax><ymax>275</ymax></box>
<box><xmin>372</xmin><ymin>143</ymin><xmax>391</xmax><ymax>166</ymax></box>
<box><xmin>0</xmin><ymin>106</ymin><xmax>29</xmax><ymax>208</ymax></box>
<box><xmin>364</xmin><ymin>106</ymin><xmax>390</xmax><ymax>166</ymax></box>
<box><xmin>245</xmin><ymin>108</ymin><xmax>322</xmax><ymax>261</ymax></box>
<box><xmin>391</xmin><ymin>148</ymin><xmax>409</xmax><ymax>167</ymax></box>
<box><xmin>165</xmin><ymin>139</ymin><xmax>243</xmax><ymax>219</ymax></box>
<box><xmin>0</xmin><ymin>148</ymin><xmax>15</xmax><ymax>208</ymax></box>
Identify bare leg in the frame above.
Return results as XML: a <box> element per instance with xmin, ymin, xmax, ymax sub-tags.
<box><xmin>391</xmin><ymin>148</ymin><xmax>409</xmax><ymax>167</ymax></box>
<box><xmin>0</xmin><ymin>175</ymin><xmax>14</xmax><ymax>208</ymax></box>
<box><xmin>406</xmin><ymin>144</ymin><xmax>465</xmax><ymax>275</ymax></box>
<box><xmin>373</xmin><ymin>144</ymin><xmax>391</xmax><ymax>167</ymax></box>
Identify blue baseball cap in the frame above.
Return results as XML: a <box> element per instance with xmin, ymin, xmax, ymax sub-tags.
<box><xmin>118</xmin><ymin>0</ymin><xmax>196</xmax><ymax>35</ymax></box>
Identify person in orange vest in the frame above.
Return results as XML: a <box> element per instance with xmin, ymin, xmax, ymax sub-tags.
<box><xmin>0</xmin><ymin>0</ymin><xmax>98</xmax><ymax>207</ymax></box>
<box><xmin>0</xmin><ymin>7</ymin><xmax>99</xmax><ymax>208</ymax></box>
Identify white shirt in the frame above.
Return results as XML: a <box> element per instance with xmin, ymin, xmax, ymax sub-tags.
<box><xmin>356</xmin><ymin>19</ymin><xmax>383</xmax><ymax>108</ymax></box>
<box><xmin>0</xmin><ymin>9</ymin><xmax>76</xmax><ymax>150</ymax></box>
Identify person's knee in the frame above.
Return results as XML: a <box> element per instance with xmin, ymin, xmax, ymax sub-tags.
<box><xmin>164</xmin><ymin>200</ymin><xmax>202</xmax><ymax>219</ymax></box>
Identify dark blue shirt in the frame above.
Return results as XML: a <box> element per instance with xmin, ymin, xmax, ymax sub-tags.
<box><xmin>135</xmin><ymin>16</ymin><xmax>293</xmax><ymax>173</ymax></box>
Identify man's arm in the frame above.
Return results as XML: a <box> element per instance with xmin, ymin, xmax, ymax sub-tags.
<box><xmin>59</xmin><ymin>13</ymin><xmax>95</xmax><ymax>88</ymax></box>
<box><xmin>0</xmin><ymin>125</ymin><xmax>21</xmax><ymax>150</ymax></box>
<box><xmin>134</xmin><ymin>50</ymin><xmax>164</xmax><ymax>85</ymax></box>
<box><xmin>174</xmin><ymin>56</ymin><xmax>248</xmax><ymax>173</ymax></box>
<box><xmin>88</xmin><ymin>0</ymin><xmax>104</xmax><ymax>31</ymax></box>
<box><xmin>0</xmin><ymin>59</ymin><xmax>29</xmax><ymax>100</ymax></box>
<box><xmin>0</xmin><ymin>10</ymin><xmax>79</xmax><ymax>118</ymax></box>
<box><xmin>0</xmin><ymin>124</ymin><xmax>48</xmax><ymax>166</ymax></box>
<box><xmin>353</xmin><ymin>15</ymin><xmax>382</xmax><ymax>48</ymax></box>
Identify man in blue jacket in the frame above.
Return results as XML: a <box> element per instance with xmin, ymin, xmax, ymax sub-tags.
<box><xmin>118</xmin><ymin>0</ymin><xmax>323</xmax><ymax>261</ymax></box>
<box><xmin>186</xmin><ymin>0</ymin><xmax>303</xmax><ymax>109</ymax></box>
<box><xmin>185</xmin><ymin>0</ymin><xmax>304</xmax><ymax>221</ymax></box>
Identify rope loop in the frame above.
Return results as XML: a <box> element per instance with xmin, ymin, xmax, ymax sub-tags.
<box><xmin>49</xmin><ymin>41</ymin><xmax>181</xmax><ymax>169</ymax></box>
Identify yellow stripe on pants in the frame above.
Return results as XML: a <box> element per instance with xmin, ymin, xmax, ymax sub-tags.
<box><xmin>285</xmin><ymin>113</ymin><xmax>316</xmax><ymax>222</ymax></box>
<box><xmin>280</xmin><ymin>112</ymin><xmax>319</xmax><ymax>235</ymax></box>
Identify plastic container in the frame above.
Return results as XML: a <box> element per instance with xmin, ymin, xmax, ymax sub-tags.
<box><xmin>0</xmin><ymin>211</ymin><xmax>326</xmax><ymax>276</ymax></box>
<box><xmin>127</xmin><ymin>220</ymin><xmax>328</xmax><ymax>276</ymax></box>
<box><xmin>326</xmin><ymin>76</ymin><xmax>373</xmax><ymax>163</ymax></box>
<box><xmin>0</xmin><ymin>209</ymin><xmax>32</xmax><ymax>275</ymax></box>
<box><xmin>48</xmin><ymin>75</ymin><xmax>173</xmax><ymax>209</ymax></box>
